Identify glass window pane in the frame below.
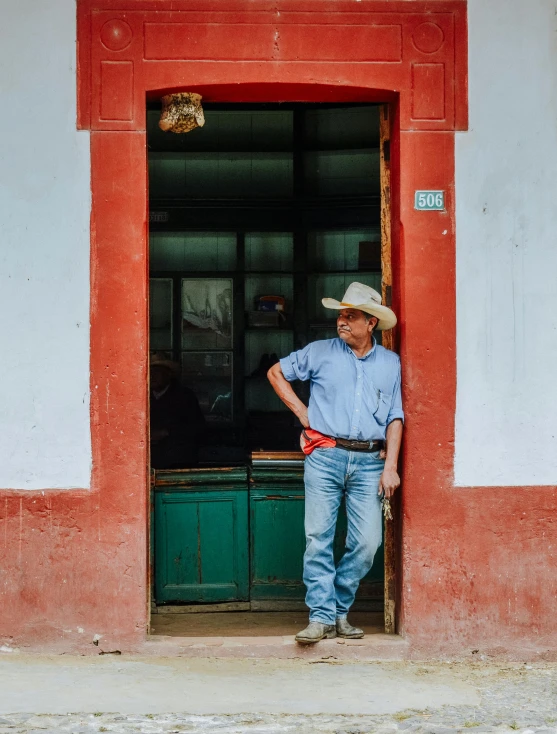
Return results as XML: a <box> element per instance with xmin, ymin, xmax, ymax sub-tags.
<box><xmin>250</xmin><ymin>111</ymin><xmax>293</xmax><ymax>151</ymax></box>
<box><xmin>183</xmin><ymin>153</ymin><xmax>293</xmax><ymax>199</ymax></box>
<box><xmin>245</xmin><ymin>232</ymin><xmax>293</xmax><ymax>272</ymax></box>
<box><xmin>150</xmin><ymin>233</ymin><xmax>185</xmax><ymax>270</ymax></box>
<box><xmin>180</xmin><ymin>110</ymin><xmax>293</xmax><ymax>153</ymax></box>
<box><xmin>304</xmin><ymin>149</ymin><xmax>380</xmax><ymax>197</ymax></box>
<box><xmin>150</xmin><ymin>232</ymin><xmax>236</xmax><ymax>272</ymax></box>
<box><xmin>304</xmin><ymin>107</ymin><xmax>379</xmax><ymax>150</ymax></box>
<box><xmin>149</xmin><ymin>278</ymin><xmax>173</xmax><ymax>350</ymax></box>
<box><xmin>149</xmin><ymin>153</ymin><xmax>294</xmax><ymax>199</ymax></box>
<box><xmin>148</xmin><ymin>153</ymin><xmax>185</xmax><ymax>199</ymax></box>
<box><xmin>182</xmin><ymin>278</ymin><xmax>233</xmax><ymax>349</ymax></box>
<box><xmin>308</xmin><ymin>230</ymin><xmax>380</xmax><ymax>272</ymax></box>
<box><xmin>182</xmin><ymin>351</ymin><xmax>232</xmax><ymax>423</ymax></box>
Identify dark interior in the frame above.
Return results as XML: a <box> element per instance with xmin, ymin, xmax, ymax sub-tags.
<box><xmin>148</xmin><ymin>102</ymin><xmax>385</xmax><ymax>609</ymax></box>
<box><xmin>148</xmin><ymin>102</ymin><xmax>382</xmax><ymax>466</ymax></box>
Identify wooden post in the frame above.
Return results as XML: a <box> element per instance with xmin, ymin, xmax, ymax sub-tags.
<box><xmin>380</xmin><ymin>104</ymin><xmax>396</xmax><ymax>635</ymax></box>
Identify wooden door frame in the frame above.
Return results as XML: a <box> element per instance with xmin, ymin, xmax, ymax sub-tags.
<box><xmin>379</xmin><ymin>103</ymin><xmax>396</xmax><ymax>633</ymax></box>
<box><xmin>78</xmin><ymin>0</ymin><xmax>467</xmax><ymax>639</ymax></box>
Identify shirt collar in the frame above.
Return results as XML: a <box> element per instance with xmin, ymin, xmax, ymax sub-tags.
<box><xmin>343</xmin><ymin>336</ymin><xmax>377</xmax><ymax>361</ymax></box>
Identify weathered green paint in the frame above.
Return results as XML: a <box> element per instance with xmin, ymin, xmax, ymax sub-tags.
<box><xmin>154</xmin><ymin>467</ymin><xmax>248</xmax><ymax>487</ymax></box>
<box><xmin>154</xmin><ymin>468</ymin><xmax>383</xmax><ymax>605</ymax></box>
<box><xmin>250</xmin><ymin>488</ymin><xmax>306</xmax><ymax>599</ymax></box>
<box><xmin>155</xmin><ymin>489</ymin><xmax>249</xmax><ymax>603</ymax></box>
<box><xmin>250</xmin><ymin>466</ymin><xmax>304</xmax><ymax>484</ymax></box>
<box><xmin>249</xmin><ymin>482</ymin><xmax>384</xmax><ymax>601</ymax></box>
<box><xmin>150</xmin><ymin>485</ymin><xmax>155</xmax><ymax>604</ymax></box>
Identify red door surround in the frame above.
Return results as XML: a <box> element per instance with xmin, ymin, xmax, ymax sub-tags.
<box><xmin>78</xmin><ymin>0</ymin><xmax>467</xmax><ymax>132</ymax></box>
<box><xmin>78</xmin><ymin>0</ymin><xmax>468</xmax><ymax>649</ymax></box>
<box><xmin>6</xmin><ymin>0</ymin><xmax>555</xmax><ymax>655</ymax></box>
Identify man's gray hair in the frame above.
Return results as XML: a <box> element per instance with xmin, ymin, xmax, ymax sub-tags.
<box><xmin>363</xmin><ymin>311</ymin><xmax>378</xmax><ymax>326</ymax></box>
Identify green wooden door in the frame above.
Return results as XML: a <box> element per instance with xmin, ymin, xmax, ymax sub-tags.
<box><xmin>155</xmin><ymin>480</ymin><xmax>249</xmax><ymax>603</ymax></box>
<box><xmin>154</xmin><ymin>466</ymin><xmax>383</xmax><ymax>605</ymax></box>
<box><xmin>249</xmin><ymin>463</ymin><xmax>384</xmax><ymax>602</ymax></box>
<box><xmin>250</xmin><ymin>487</ymin><xmax>306</xmax><ymax>600</ymax></box>
<box><xmin>249</xmin><ymin>489</ymin><xmax>383</xmax><ymax>602</ymax></box>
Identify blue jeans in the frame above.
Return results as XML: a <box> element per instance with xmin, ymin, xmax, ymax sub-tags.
<box><xmin>303</xmin><ymin>447</ymin><xmax>384</xmax><ymax>624</ymax></box>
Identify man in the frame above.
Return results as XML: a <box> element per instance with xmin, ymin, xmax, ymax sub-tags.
<box><xmin>267</xmin><ymin>282</ymin><xmax>403</xmax><ymax>644</ymax></box>
<box><xmin>150</xmin><ymin>355</ymin><xmax>205</xmax><ymax>469</ymax></box>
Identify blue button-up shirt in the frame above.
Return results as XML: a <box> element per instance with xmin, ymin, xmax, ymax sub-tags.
<box><xmin>279</xmin><ymin>337</ymin><xmax>404</xmax><ymax>442</ymax></box>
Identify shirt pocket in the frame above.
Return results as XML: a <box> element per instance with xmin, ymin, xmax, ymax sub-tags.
<box><xmin>373</xmin><ymin>390</ymin><xmax>391</xmax><ymax>425</ymax></box>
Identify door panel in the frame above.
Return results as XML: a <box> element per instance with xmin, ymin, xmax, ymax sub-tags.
<box><xmin>249</xmin><ymin>486</ymin><xmax>383</xmax><ymax>601</ymax></box>
<box><xmin>153</xmin><ymin>470</ymin><xmax>383</xmax><ymax>606</ymax></box>
<box><xmin>250</xmin><ymin>488</ymin><xmax>306</xmax><ymax>599</ymax></box>
<box><xmin>155</xmin><ymin>489</ymin><xmax>249</xmax><ymax>602</ymax></box>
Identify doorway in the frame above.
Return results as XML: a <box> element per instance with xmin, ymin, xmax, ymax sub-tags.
<box><xmin>148</xmin><ymin>102</ymin><xmax>390</xmax><ymax>634</ymax></box>
<box><xmin>77</xmin><ymin>0</ymin><xmax>465</xmax><ymax>649</ymax></box>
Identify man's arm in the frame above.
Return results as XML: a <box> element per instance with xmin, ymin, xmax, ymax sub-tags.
<box><xmin>378</xmin><ymin>418</ymin><xmax>403</xmax><ymax>499</ymax></box>
<box><xmin>267</xmin><ymin>362</ymin><xmax>309</xmax><ymax>428</ymax></box>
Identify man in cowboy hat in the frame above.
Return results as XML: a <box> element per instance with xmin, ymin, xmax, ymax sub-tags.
<box><xmin>150</xmin><ymin>354</ymin><xmax>205</xmax><ymax>469</ymax></box>
<box><xmin>268</xmin><ymin>282</ymin><xmax>403</xmax><ymax>644</ymax></box>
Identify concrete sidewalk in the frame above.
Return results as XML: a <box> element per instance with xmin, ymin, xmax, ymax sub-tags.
<box><xmin>0</xmin><ymin>656</ymin><xmax>555</xmax><ymax>733</ymax></box>
<box><xmin>0</xmin><ymin>657</ymin><xmax>476</xmax><ymax>715</ymax></box>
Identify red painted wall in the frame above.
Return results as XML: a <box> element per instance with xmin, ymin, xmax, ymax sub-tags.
<box><xmin>395</xmin><ymin>132</ymin><xmax>557</xmax><ymax>656</ymax></box>
<box><xmin>2</xmin><ymin>0</ymin><xmax>556</xmax><ymax>657</ymax></box>
<box><xmin>0</xmin><ymin>132</ymin><xmax>149</xmax><ymax>651</ymax></box>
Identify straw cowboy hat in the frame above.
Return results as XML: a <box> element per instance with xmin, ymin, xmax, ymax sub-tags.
<box><xmin>150</xmin><ymin>353</ymin><xmax>180</xmax><ymax>377</ymax></box>
<box><xmin>322</xmin><ymin>282</ymin><xmax>397</xmax><ymax>330</ymax></box>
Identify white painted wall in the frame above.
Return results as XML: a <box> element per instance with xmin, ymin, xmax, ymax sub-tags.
<box><xmin>0</xmin><ymin>0</ymin><xmax>554</xmax><ymax>489</ymax></box>
<box><xmin>455</xmin><ymin>0</ymin><xmax>557</xmax><ymax>485</ymax></box>
<box><xmin>0</xmin><ymin>0</ymin><xmax>91</xmax><ymax>488</ymax></box>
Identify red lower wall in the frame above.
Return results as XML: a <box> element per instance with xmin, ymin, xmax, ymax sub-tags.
<box><xmin>0</xmin><ymin>491</ymin><xmax>147</xmax><ymax>651</ymax></box>
<box><xmin>402</xmin><ymin>485</ymin><xmax>557</xmax><ymax>655</ymax></box>
<box><xmin>0</xmin><ymin>132</ymin><xmax>150</xmax><ymax>653</ymax></box>
<box><xmin>2</xmin><ymin>484</ymin><xmax>556</xmax><ymax>655</ymax></box>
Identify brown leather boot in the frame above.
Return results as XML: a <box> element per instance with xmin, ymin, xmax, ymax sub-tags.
<box><xmin>336</xmin><ymin>617</ymin><xmax>364</xmax><ymax>639</ymax></box>
<box><xmin>295</xmin><ymin>621</ymin><xmax>337</xmax><ymax>644</ymax></box>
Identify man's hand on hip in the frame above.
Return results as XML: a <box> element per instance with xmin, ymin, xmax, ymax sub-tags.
<box><xmin>297</xmin><ymin>406</ymin><xmax>310</xmax><ymax>428</ymax></box>
<box><xmin>378</xmin><ymin>467</ymin><xmax>400</xmax><ymax>499</ymax></box>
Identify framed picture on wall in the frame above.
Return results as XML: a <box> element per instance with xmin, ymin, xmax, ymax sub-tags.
<box><xmin>181</xmin><ymin>278</ymin><xmax>233</xmax><ymax>350</ymax></box>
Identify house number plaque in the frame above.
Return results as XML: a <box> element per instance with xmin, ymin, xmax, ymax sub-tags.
<box><xmin>415</xmin><ymin>191</ymin><xmax>445</xmax><ymax>210</ymax></box>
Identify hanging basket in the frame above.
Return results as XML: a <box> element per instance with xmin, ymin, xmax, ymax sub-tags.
<box><xmin>159</xmin><ymin>92</ymin><xmax>205</xmax><ymax>134</ymax></box>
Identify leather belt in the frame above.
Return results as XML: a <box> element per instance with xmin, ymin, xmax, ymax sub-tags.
<box><xmin>334</xmin><ymin>437</ymin><xmax>385</xmax><ymax>453</ymax></box>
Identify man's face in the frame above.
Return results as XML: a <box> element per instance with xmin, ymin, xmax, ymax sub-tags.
<box><xmin>150</xmin><ymin>365</ymin><xmax>172</xmax><ymax>392</ymax></box>
<box><xmin>337</xmin><ymin>308</ymin><xmax>376</xmax><ymax>346</ymax></box>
